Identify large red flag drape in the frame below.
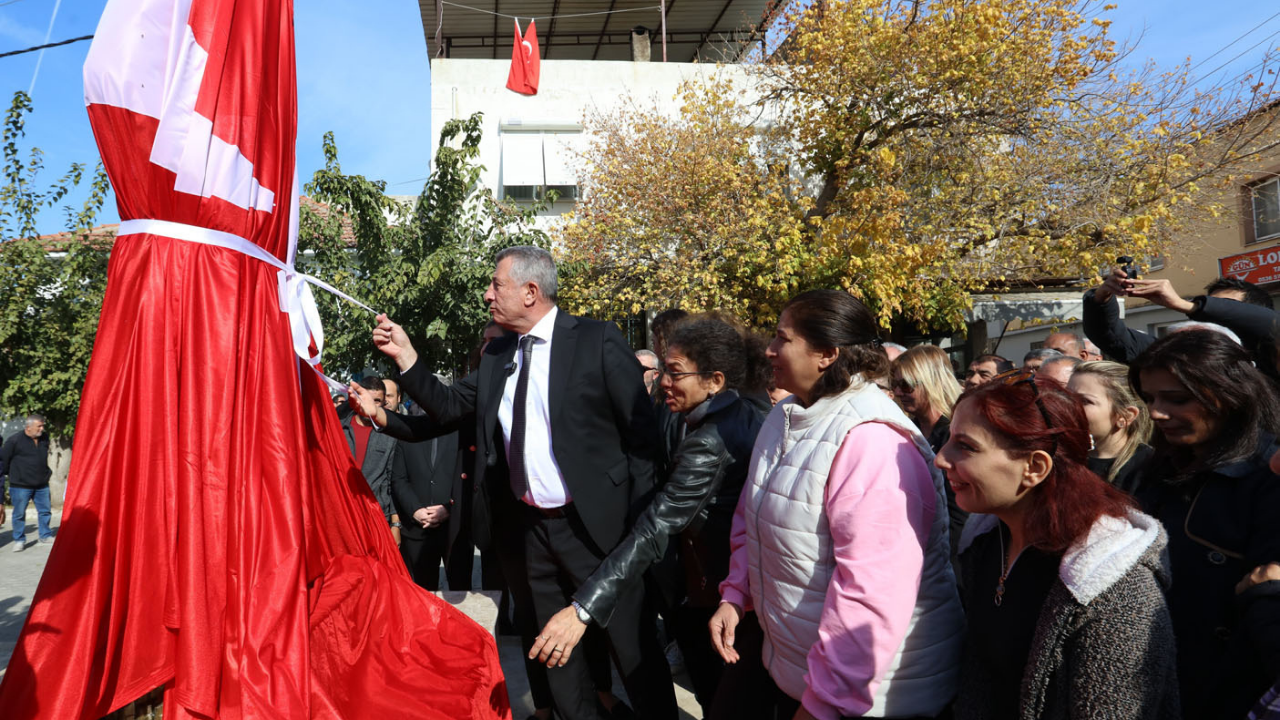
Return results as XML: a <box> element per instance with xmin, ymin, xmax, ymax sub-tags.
<box><xmin>0</xmin><ymin>0</ymin><xmax>509</xmax><ymax>718</ymax></box>
<box><xmin>506</xmin><ymin>20</ymin><xmax>540</xmax><ymax>95</ymax></box>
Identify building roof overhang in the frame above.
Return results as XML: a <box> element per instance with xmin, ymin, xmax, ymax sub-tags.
<box><xmin>418</xmin><ymin>0</ymin><xmax>781</xmax><ymax>63</ymax></box>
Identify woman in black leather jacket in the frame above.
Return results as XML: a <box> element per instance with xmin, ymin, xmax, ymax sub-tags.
<box><xmin>529</xmin><ymin>315</ymin><xmax>766</xmax><ymax>714</ymax></box>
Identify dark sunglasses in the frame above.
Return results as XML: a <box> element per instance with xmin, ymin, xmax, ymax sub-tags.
<box><xmin>992</xmin><ymin>368</ymin><xmax>1057</xmax><ymax>446</ymax></box>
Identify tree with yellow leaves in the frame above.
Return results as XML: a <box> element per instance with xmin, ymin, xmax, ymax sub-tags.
<box><xmin>559</xmin><ymin>0</ymin><xmax>1279</xmax><ymax>331</ymax></box>
<box><xmin>557</xmin><ymin>75</ymin><xmax>816</xmax><ymax>327</ymax></box>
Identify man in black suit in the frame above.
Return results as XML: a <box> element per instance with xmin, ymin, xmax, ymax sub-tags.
<box><xmin>349</xmin><ymin>246</ymin><xmax>676</xmax><ymax>720</ymax></box>
<box><xmin>340</xmin><ymin>376</ymin><xmax>402</xmax><ymax>541</ymax></box>
<box><xmin>390</xmin><ymin>387</ymin><xmax>464</xmax><ymax>591</ymax></box>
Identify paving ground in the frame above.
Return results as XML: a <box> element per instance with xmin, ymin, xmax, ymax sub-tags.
<box><xmin>0</xmin><ymin>506</ymin><xmax>702</xmax><ymax>718</ymax></box>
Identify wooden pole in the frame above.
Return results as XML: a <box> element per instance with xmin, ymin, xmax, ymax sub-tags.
<box><xmin>660</xmin><ymin>0</ymin><xmax>667</xmax><ymax>61</ymax></box>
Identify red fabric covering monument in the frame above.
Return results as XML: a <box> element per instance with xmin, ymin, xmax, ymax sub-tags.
<box><xmin>0</xmin><ymin>0</ymin><xmax>509</xmax><ymax>718</ymax></box>
<box><xmin>506</xmin><ymin>20</ymin><xmax>541</xmax><ymax>95</ymax></box>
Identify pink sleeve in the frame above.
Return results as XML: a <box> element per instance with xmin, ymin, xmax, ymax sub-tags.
<box><xmin>717</xmin><ymin>478</ymin><xmax>754</xmax><ymax>611</ymax></box>
<box><xmin>801</xmin><ymin>422</ymin><xmax>937</xmax><ymax>720</ymax></box>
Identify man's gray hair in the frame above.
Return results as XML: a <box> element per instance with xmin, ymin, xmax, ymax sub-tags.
<box><xmin>635</xmin><ymin>349</ymin><xmax>661</xmax><ymax>368</ymax></box>
<box><xmin>1041</xmin><ymin>355</ymin><xmax>1083</xmax><ymax>371</ymax></box>
<box><xmin>1168</xmin><ymin>321</ymin><xmax>1242</xmax><ymax>346</ymax></box>
<box><xmin>1023</xmin><ymin>347</ymin><xmax>1063</xmax><ymax>364</ymax></box>
<box><xmin>496</xmin><ymin>245</ymin><xmax>558</xmax><ymax>302</ymax></box>
<box><xmin>25</xmin><ymin>413</ymin><xmax>45</xmax><ymax>426</ymax></box>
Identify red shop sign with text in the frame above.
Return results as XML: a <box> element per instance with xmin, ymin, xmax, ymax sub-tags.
<box><xmin>1219</xmin><ymin>246</ymin><xmax>1280</xmax><ymax>285</ymax></box>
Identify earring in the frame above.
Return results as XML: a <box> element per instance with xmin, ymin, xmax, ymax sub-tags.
<box><xmin>1088</xmin><ymin>434</ymin><xmax>1096</xmax><ymax>451</ymax></box>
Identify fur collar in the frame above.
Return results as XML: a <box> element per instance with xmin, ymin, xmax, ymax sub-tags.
<box><xmin>958</xmin><ymin>509</ymin><xmax>1165</xmax><ymax>605</ymax></box>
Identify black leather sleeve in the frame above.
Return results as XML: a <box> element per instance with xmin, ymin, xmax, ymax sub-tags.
<box><xmin>573</xmin><ymin>428</ymin><xmax>731</xmax><ymax>627</ymax></box>
<box><xmin>1082</xmin><ymin>289</ymin><xmax>1154</xmax><ymax>363</ymax></box>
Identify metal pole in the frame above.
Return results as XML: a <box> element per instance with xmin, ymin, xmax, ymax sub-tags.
<box><xmin>660</xmin><ymin>0</ymin><xmax>667</xmax><ymax>61</ymax></box>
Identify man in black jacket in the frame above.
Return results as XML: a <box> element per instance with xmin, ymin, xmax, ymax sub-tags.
<box><xmin>350</xmin><ymin>246</ymin><xmax>676</xmax><ymax>720</ymax></box>
<box><xmin>339</xmin><ymin>377</ymin><xmax>403</xmax><ymax>541</ymax></box>
<box><xmin>1084</xmin><ymin>270</ymin><xmax>1279</xmax><ymax>375</ymax></box>
<box><xmin>390</xmin><ymin>379</ymin><xmax>465</xmax><ymax>591</ymax></box>
<box><xmin>1</xmin><ymin>415</ymin><xmax>53</xmax><ymax>552</ymax></box>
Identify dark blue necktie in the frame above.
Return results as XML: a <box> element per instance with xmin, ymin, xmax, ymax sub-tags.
<box><xmin>508</xmin><ymin>335</ymin><xmax>536</xmax><ymax>501</ymax></box>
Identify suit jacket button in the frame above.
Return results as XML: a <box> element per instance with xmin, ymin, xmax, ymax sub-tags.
<box><xmin>1207</xmin><ymin>551</ymin><xmax>1227</xmax><ymax>565</ymax></box>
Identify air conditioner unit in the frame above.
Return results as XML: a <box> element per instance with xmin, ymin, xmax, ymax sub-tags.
<box><xmin>545</xmin><ymin>184</ymin><xmax>580</xmax><ymax>201</ymax></box>
<box><xmin>502</xmin><ymin>185</ymin><xmax>541</xmax><ymax>202</ymax></box>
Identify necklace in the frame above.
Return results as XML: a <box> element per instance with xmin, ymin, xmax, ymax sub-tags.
<box><xmin>995</xmin><ymin>527</ymin><xmax>1009</xmax><ymax>607</ymax></box>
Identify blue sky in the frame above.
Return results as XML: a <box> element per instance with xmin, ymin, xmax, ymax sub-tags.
<box><xmin>0</xmin><ymin>0</ymin><xmax>1277</xmax><ymax>235</ymax></box>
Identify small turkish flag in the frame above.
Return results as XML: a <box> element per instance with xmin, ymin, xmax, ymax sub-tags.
<box><xmin>506</xmin><ymin>19</ymin><xmax>540</xmax><ymax>95</ymax></box>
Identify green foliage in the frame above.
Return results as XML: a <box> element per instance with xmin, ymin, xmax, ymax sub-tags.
<box><xmin>0</xmin><ymin>91</ymin><xmax>112</xmax><ymax>439</ymax></box>
<box><xmin>298</xmin><ymin>113</ymin><xmax>553</xmax><ymax>378</ymax></box>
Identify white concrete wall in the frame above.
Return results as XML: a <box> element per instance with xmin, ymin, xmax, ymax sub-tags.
<box><xmin>430</xmin><ymin>58</ymin><xmax>761</xmax><ymax>228</ymax></box>
<box><xmin>991</xmin><ymin>304</ymin><xmax>1188</xmax><ymax>365</ymax></box>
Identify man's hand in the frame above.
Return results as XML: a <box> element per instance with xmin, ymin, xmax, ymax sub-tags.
<box><xmin>1125</xmin><ymin>278</ymin><xmax>1195</xmax><ymax>314</ymax></box>
<box><xmin>709</xmin><ymin>601</ymin><xmax>744</xmax><ymax>664</ymax></box>
<box><xmin>347</xmin><ymin>383</ymin><xmax>388</xmax><ymax>427</ymax></box>
<box><xmin>1237</xmin><ymin>562</ymin><xmax>1280</xmax><ymax>594</ymax></box>
<box><xmin>1092</xmin><ymin>267</ymin><xmax>1132</xmax><ymax>304</ymax></box>
<box><xmin>529</xmin><ymin>606</ymin><xmax>587</xmax><ymax>667</ymax></box>
<box><xmin>412</xmin><ymin>505</ymin><xmax>450</xmax><ymax>529</ymax></box>
<box><xmin>372</xmin><ymin>314</ymin><xmax>419</xmax><ymax>372</ymax></box>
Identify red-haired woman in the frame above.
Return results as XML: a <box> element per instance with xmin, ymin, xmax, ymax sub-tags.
<box><xmin>935</xmin><ymin>372</ymin><xmax>1179</xmax><ymax>718</ymax></box>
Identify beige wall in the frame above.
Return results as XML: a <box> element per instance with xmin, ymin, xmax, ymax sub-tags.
<box><xmin>1138</xmin><ymin>106</ymin><xmax>1280</xmax><ymax>305</ymax></box>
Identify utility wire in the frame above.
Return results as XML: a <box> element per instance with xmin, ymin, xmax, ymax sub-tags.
<box><xmin>1188</xmin><ymin>9</ymin><xmax>1280</xmax><ymax>75</ymax></box>
<box><xmin>1189</xmin><ymin>26</ymin><xmax>1280</xmax><ymax>88</ymax></box>
<box><xmin>440</xmin><ymin>1</ymin><xmax>661</xmax><ymax>22</ymax></box>
<box><xmin>0</xmin><ymin>34</ymin><xmax>92</xmax><ymax>60</ymax></box>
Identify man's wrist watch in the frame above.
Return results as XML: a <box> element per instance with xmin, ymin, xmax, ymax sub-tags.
<box><xmin>571</xmin><ymin>600</ymin><xmax>592</xmax><ymax>625</ymax></box>
<box><xmin>390</xmin><ymin>521</ymin><xmax>402</xmax><ymax>528</ymax></box>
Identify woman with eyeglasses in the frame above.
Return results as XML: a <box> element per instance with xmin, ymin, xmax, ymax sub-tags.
<box><xmin>935</xmin><ymin>371</ymin><xmax>1178</xmax><ymax>719</ymax></box>
<box><xmin>708</xmin><ymin>290</ymin><xmax>963</xmax><ymax>720</ymax></box>
<box><xmin>1128</xmin><ymin>330</ymin><xmax>1280</xmax><ymax>718</ymax></box>
<box><xmin>528</xmin><ymin>315</ymin><xmax>766</xmax><ymax>716</ymax></box>
<box><xmin>1066</xmin><ymin>360</ymin><xmax>1153</xmax><ymax>494</ymax></box>
<box><xmin>891</xmin><ymin>345</ymin><xmax>962</xmax><ymax>454</ymax></box>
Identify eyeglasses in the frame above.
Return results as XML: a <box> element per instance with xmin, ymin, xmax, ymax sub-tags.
<box><xmin>662</xmin><ymin>369</ymin><xmax>712</xmax><ymax>380</ymax></box>
<box><xmin>993</xmin><ymin>368</ymin><xmax>1057</xmax><ymax>447</ymax></box>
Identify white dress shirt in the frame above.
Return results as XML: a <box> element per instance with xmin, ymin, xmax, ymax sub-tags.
<box><xmin>499</xmin><ymin>305</ymin><xmax>571</xmax><ymax>507</ymax></box>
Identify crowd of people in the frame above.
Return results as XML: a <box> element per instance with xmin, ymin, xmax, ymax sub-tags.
<box><xmin>336</xmin><ymin>246</ymin><xmax>1279</xmax><ymax>720</ymax></box>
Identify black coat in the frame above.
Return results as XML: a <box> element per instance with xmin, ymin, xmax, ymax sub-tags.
<box><xmin>391</xmin><ymin>429</ymin><xmax>461</xmax><ymax>543</ymax></box>
<box><xmin>1135</xmin><ymin>438</ymin><xmax>1280</xmax><ymax>718</ymax></box>
<box><xmin>379</xmin><ymin>309</ymin><xmax>659</xmax><ymax>554</ymax></box>
<box><xmin>1082</xmin><ymin>290</ymin><xmax>1280</xmax><ymax>377</ymax></box>
<box><xmin>573</xmin><ymin>391</ymin><xmax>764</xmax><ymax>627</ymax></box>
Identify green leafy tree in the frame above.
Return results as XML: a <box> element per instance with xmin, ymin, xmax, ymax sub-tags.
<box><xmin>0</xmin><ymin>91</ymin><xmax>113</xmax><ymax>440</ymax></box>
<box><xmin>298</xmin><ymin>113</ymin><xmax>553</xmax><ymax>379</ymax></box>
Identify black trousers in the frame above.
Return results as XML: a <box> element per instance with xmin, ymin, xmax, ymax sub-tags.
<box><xmin>669</xmin><ymin>603</ymin><xmax>723</xmax><ymax>714</ymax></box>
<box><xmin>524</xmin><ymin>505</ymin><xmax>678</xmax><ymax>720</ymax></box>
<box><xmin>401</xmin><ymin>526</ymin><xmax>476</xmax><ymax>591</ymax></box>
